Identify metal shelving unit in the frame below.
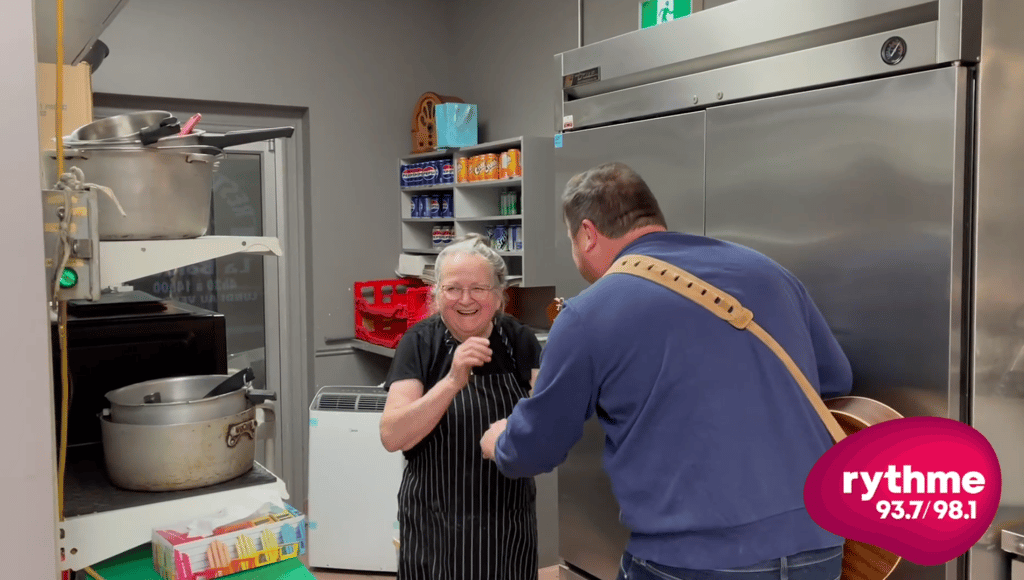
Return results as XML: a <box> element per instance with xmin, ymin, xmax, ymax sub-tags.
<box><xmin>59</xmin><ymin>460</ymin><xmax>288</xmax><ymax>571</ymax></box>
<box><xmin>100</xmin><ymin>236</ymin><xmax>283</xmax><ymax>288</ymax></box>
<box><xmin>398</xmin><ymin>136</ymin><xmax>553</xmax><ymax>286</ymax></box>
<box><xmin>62</xmin><ymin>234</ymin><xmax>288</xmax><ymax>573</ymax></box>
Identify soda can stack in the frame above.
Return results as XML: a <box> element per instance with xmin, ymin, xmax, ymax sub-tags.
<box><xmin>432</xmin><ymin>225</ymin><xmax>443</xmax><ymax>249</ymax></box>
<box><xmin>510</xmin><ymin>225</ymin><xmax>523</xmax><ymax>251</ymax></box>
<box><xmin>500</xmin><ymin>191</ymin><xmax>520</xmax><ymax>216</ymax></box>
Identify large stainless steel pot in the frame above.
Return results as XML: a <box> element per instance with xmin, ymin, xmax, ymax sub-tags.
<box><xmin>105</xmin><ymin>373</ymin><xmax>275</xmax><ymax>425</ymax></box>
<box><xmin>42</xmin><ymin>146</ymin><xmax>222</xmax><ymax>240</ymax></box>
<box><xmin>68</xmin><ymin>110</ymin><xmax>172</xmax><ymax>142</ymax></box>
<box><xmin>100</xmin><ymin>406</ymin><xmax>260</xmax><ymax>491</ymax></box>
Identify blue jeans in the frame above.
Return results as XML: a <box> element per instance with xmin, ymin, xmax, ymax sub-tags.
<box><xmin>615</xmin><ymin>546</ymin><xmax>843</xmax><ymax>580</ymax></box>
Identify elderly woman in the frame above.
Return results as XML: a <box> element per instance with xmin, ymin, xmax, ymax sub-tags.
<box><xmin>380</xmin><ymin>233</ymin><xmax>542</xmax><ymax>580</ymax></box>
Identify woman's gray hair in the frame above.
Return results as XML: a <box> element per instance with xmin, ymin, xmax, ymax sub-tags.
<box><xmin>433</xmin><ymin>233</ymin><xmax>509</xmax><ymax>307</ymax></box>
<box><xmin>562</xmin><ymin>161</ymin><xmax>666</xmax><ymax>238</ymax></box>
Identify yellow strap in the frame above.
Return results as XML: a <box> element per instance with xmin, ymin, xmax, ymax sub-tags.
<box><xmin>605</xmin><ymin>254</ymin><xmax>847</xmax><ymax>443</ymax></box>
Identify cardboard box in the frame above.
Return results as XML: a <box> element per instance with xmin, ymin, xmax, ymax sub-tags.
<box><xmin>36</xmin><ymin>62</ymin><xmax>93</xmax><ymax>153</ymax></box>
<box><xmin>152</xmin><ymin>503</ymin><xmax>307</xmax><ymax>580</ymax></box>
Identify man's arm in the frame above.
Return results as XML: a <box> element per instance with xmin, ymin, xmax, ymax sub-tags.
<box><xmin>488</xmin><ymin>307</ymin><xmax>599</xmax><ymax>478</ymax></box>
<box><xmin>805</xmin><ymin>296</ymin><xmax>853</xmax><ymax>398</ymax></box>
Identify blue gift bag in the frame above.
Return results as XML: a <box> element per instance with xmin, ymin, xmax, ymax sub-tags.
<box><xmin>435</xmin><ymin>103</ymin><xmax>478</xmax><ymax>148</ymax></box>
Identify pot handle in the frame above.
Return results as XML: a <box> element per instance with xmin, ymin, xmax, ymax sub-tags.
<box><xmin>245</xmin><ymin>388</ymin><xmax>278</xmax><ymax>405</ymax></box>
<box><xmin>185</xmin><ymin>153</ymin><xmax>218</xmax><ymax>164</ymax></box>
<box><xmin>254</xmin><ymin>402</ymin><xmax>276</xmax><ymax>441</ymax></box>
<box><xmin>139</xmin><ymin>117</ymin><xmax>180</xmax><ymax>145</ymax></box>
<box><xmin>196</xmin><ymin>126</ymin><xmax>295</xmax><ymax>149</ymax></box>
<box><xmin>226</xmin><ymin>418</ymin><xmax>258</xmax><ymax>448</ymax></box>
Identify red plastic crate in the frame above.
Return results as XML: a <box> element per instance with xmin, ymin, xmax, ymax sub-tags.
<box><xmin>354</xmin><ymin>279</ymin><xmax>433</xmax><ymax>348</ymax></box>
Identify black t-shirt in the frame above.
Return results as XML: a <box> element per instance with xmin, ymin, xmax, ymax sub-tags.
<box><xmin>384</xmin><ymin>314</ymin><xmax>542</xmax><ymax>393</ymax></box>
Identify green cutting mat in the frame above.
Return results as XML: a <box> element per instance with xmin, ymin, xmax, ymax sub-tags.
<box><xmin>89</xmin><ymin>543</ymin><xmax>315</xmax><ymax>580</ymax></box>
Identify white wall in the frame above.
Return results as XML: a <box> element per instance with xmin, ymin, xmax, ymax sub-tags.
<box><xmin>2</xmin><ymin>0</ymin><xmax>59</xmax><ymax>575</ymax></box>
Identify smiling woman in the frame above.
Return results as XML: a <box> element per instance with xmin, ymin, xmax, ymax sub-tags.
<box><xmin>378</xmin><ymin>233</ymin><xmax>543</xmax><ymax>580</ymax></box>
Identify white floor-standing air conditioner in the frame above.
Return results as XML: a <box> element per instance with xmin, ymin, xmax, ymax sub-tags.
<box><xmin>307</xmin><ymin>385</ymin><xmax>405</xmax><ymax>572</ymax></box>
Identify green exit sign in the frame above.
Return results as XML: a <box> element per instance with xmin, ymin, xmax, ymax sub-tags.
<box><xmin>640</xmin><ymin>0</ymin><xmax>693</xmax><ymax>29</ymax></box>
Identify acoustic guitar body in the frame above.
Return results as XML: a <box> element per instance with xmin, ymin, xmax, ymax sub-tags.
<box><xmin>824</xmin><ymin>396</ymin><xmax>905</xmax><ymax>580</ymax></box>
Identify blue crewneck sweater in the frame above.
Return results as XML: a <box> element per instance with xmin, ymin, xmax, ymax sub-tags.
<box><xmin>494</xmin><ymin>232</ymin><xmax>852</xmax><ymax>569</ymax></box>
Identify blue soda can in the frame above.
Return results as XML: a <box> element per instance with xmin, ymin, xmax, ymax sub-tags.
<box><xmin>429</xmin><ymin>195</ymin><xmax>440</xmax><ymax>218</ymax></box>
<box><xmin>440</xmin><ymin>159</ymin><xmax>455</xmax><ymax>184</ymax></box>
<box><xmin>427</xmin><ymin>161</ymin><xmax>442</xmax><ymax>186</ymax></box>
<box><xmin>445</xmin><ymin>193</ymin><xmax>455</xmax><ymax>217</ymax></box>
<box><xmin>401</xmin><ymin>163</ymin><xmax>417</xmax><ymax>187</ymax></box>
<box><xmin>510</xmin><ymin>225</ymin><xmax>522</xmax><ymax>251</ymax></box>
<box><xmin>492</xmin><ymin>225</ymin><xmax>508</xmax><ymax>251</ymax></box>
<box><xmin>439</xmin><ymin>194</ymin><xmax>451</xmax><ymax>218</ymax></box>
<box><xmin>410</xmin><ymin>195</ymin><xmax>419</xmax><ymax>218</ymax></box>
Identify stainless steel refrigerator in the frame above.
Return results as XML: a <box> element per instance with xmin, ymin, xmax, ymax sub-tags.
<box><xmin>544</xmin><ymin>1</ymin><xmax>1024</xmax><ymax>579</ymax></box>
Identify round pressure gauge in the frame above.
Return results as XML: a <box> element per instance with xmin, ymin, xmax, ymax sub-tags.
<box><xmin>881</xmin><ymin>37</ymin><xmax>907</xmax><ymax>65</ymax></box>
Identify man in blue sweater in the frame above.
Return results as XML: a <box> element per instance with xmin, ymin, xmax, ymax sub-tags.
<box><xmin>480</xmin><ymin>162</ymin><xmax>853</xmax><ymax>580</ymax></box>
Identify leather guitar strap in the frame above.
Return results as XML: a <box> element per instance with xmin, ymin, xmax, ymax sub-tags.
<box><xmin>604</xmin><ymin>254</ymin><xmax>848</xmax><ymax>444</ymax></box>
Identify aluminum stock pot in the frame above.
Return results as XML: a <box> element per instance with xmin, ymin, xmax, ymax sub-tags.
<box><xmin>104</xmin><ymin>373</ymin><xmax>262</xmax><ymax>425</ymax></box>
<box><xmin>100</xmin><ymin>406</ymin><xmax>260</xmax><ymax>492</ymax></box>
<box><xmin>42</xmin><ymin>145</ymin><xmax>221</xmax><ymax>240</ymax></box>
<box><xmin>101</xmin><ymin>372</ymin><xmax>277</xmax><ymax>491</ymax></box>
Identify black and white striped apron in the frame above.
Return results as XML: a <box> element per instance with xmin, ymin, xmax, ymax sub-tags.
<box><xmin>397</xmin><ymin>326</ymin><xmax>538</xmax><ymax>580</ymax></box>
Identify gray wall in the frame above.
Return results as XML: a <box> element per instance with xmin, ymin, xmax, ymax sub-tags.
<box><xmin>449</xmin><ymin>0</ymin><xmax>578</xmax><ymax>142</ymax></box>
<box><xmin>4</xmin><ymin>0</ymin><xmax>59</xmax><ymax>575</ymax></box>
<box><xmin>93</xmin><ymin>0</ymin><xmax>455</xmax><ymax>359</ymax></box>
<box><xmin>90</xmin><ymin>0</ymin><xmax>652</xmax><ymax>570</ymax></box>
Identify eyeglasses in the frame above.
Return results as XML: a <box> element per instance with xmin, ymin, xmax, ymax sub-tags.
<box><xmin>440</xmin><ymin>285</ymin><xmax>495</xmax><ymax>300</ymax></box>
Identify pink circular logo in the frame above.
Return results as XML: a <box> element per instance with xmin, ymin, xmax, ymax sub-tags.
<box><xmin>804</xmin><ymin>416</ymin><xmax>1001</xmax><ymax>567</ymax></box>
